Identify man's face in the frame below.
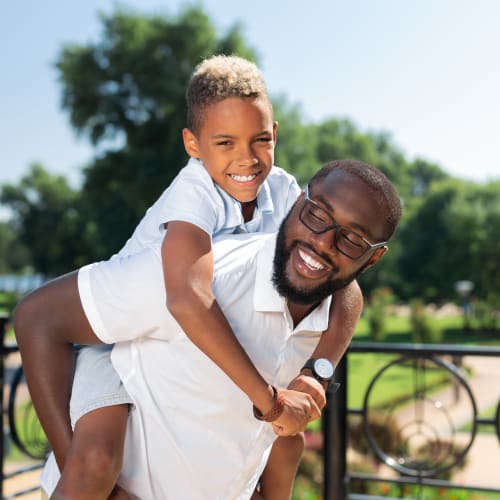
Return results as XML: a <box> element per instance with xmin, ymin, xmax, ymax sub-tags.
<box><xmin>183</xmin><ymin>96</ymin><xmax>277</xmax><ymax>204</ymax></box>
<box><xmin>273</xmin><ymin>170</ymin><xmax>387</xmax><ymax>305</ymax></box>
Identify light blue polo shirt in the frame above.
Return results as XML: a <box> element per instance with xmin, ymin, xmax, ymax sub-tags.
<box><xmin>116</xmin><ymin>158</ymin><xmax>300</xmax><ymax>258</ymax></box>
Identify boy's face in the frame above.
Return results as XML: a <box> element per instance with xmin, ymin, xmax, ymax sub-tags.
<box><xmin>183</xmin><ymin>96</ymin><xmax>277</xmax><ymax>204</ymax></box>
<box><xmin>273</xmin><ymin>169</ymin><xmax>388</xmax><ymax>305</ymax></box>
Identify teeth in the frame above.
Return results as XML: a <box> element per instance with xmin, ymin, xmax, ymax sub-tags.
<box><xmin>298</xmin><ymin>249</ymin><xmax>325</xmax><ymax>270</ymax></box>
<box><xmin>231</xmin><ymin>174</ymin><xmax>257</xmax><ymax>182</ymax></box>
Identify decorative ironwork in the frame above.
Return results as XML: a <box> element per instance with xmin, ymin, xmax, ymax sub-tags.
<box><xmin>8</xmin><ymin>365</ymin><xmax>50</xmax><ymax>460</ymax></box>
<box><xmin>323</xmin><ymin>343</ymin><xmax>500</xmax><ymax>500</ymax></box>
<box><xmin>496</xmin><ymin>400</ymin><xmax>500</xmax><ymax>442</ymax></box>
<box><xmin>362</xmin><ymin>355</ymin><xmax>477</xmax><ymax>477</ymax></box>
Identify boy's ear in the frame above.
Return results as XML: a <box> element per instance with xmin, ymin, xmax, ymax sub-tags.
<box><xmin>273</xmin><ymin>121</ymin><xmax>278</xmax><ymax>144</ymax></box>
<box><xmin>182</xmin><ymin>128</ymin><xmax>199</xmax><ymax>158</ymax></box>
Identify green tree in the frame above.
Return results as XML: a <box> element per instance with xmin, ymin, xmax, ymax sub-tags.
<box><xmin>0</xmin><ymin>221</ymin><xmax>31</xmax><ymax>273</ymax></box>
<box><xmin>57</xmin><ymin>6</ymin><xmax>258</xmax><ymax>257</ymax></box>
<box><xmin>272</xmin><ymin>95</ymin><xmax>319</xmax><ymax>186</ymax></box>
<box><xmin>0</xmin><ymin>164</ymin><xmax>91</xmax><ymax>275</ymax></box>
<box><xmin>397</xmin><ymin>178</ymin><xmax>500</xmax><ymax>301</ymax></box>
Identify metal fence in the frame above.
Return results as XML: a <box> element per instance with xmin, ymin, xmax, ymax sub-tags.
<box><xmin>2</xmin><ymin>311</ymin><xmax>500</xmax><ymax>499</ymax></box>
<box><xmin>323</xmin><ymin>342</ymin><xmax>500</xmax><ymax>499</ymax></box>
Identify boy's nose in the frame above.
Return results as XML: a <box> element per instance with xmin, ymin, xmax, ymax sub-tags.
<box><xmin>238</xmin><ymin>157</ymin><xmax>259</xmax><ymax>167</ymax></box>
<box><xmin>237</xmin><ymin>145</ymin><xmax>258</xmax><ymax>167</ymax></box>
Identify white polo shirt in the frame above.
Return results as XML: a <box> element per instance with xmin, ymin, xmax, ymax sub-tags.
<box><xmin>116</xmin><ymin>158</ymin><xmax>300</xmax><ymax>258</ymax></box>
<box><xmin>43</xmin><ymin>233</ymin><xmax>331</xmax><ymax>499</ymax></box>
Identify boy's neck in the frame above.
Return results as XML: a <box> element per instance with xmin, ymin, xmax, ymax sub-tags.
<box><xmin>241</xmin><ymin>200</ymin><xmax>257</xmax><ymax>222</ymax></box>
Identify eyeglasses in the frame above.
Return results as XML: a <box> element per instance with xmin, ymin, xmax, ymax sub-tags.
<box><xmin>299</xmin><ymin>185</ymin><xmax>387</xmax><ymax>260</ymax></box>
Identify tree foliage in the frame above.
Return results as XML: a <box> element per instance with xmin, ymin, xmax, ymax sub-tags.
<box><xmin>0</xmin><ymin>164</ymin><xmax>92</xmax><ymax>275</ymax></box>
<box><xmin>1</xmin><ymin>5</ymin><xmax>499</xmax><ymax>306</ymax></box>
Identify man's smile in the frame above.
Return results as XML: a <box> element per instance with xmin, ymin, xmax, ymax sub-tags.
<box><xmin>292</xmin><ymin>243</ymin><xmax>336</xmax><ymax>280</ymax></box>
<box><xmin>298</xmin><ymin>248</ymin><xmax>325</xmax><ymax>271</ymax></box>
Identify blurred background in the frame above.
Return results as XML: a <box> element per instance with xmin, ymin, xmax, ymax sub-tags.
<box><xmin>1</xmin><ymin>0</ymin><xmax>498</xmax><ymax>310</ymax></box>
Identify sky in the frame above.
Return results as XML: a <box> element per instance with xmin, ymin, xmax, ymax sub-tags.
<box><xmin>2</xmin><ymin>0</ymin><xmax>499</xmax><ymax>189</ymax></box>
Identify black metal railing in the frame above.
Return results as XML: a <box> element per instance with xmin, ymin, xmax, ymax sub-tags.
<box><xmin>1</xmin><ymin>314</ymin><xmax>47</xmax><ymax>499</ymax></box>
<box><xmin>323</xmin><ymin>342</ymin><xmax>500</xmax><ymax>499</ymax></box>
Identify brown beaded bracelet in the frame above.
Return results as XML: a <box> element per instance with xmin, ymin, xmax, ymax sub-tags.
<box><xmin>253</xmin><ymin>386</ymin><xmax>285</xmax><ymax>422</ymax></box>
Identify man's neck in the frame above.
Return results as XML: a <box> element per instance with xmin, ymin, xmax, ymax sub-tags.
<box><xmin>287</xmin><ymin>300</ymin><xmax>321</xmax><ymax>328</ymax></box>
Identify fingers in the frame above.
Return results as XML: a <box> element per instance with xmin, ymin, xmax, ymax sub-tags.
<box><xmin>308</xmin><ymin>397</ymin><xmax>321</xmax><ymax>421</ymax></box>
<box><xmin>287</xmin><ymin>375</ymin><xmax>327</xmax><ymax>410</ymax></box>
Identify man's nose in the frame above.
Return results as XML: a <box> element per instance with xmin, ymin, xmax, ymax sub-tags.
<box><xmin>310</xmin><ymin>226</ymin><xmax>338</xmax><ymax>255</ymax></box>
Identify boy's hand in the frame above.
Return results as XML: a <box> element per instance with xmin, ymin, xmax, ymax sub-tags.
<box><xmin>270</xmin><ymin>389</ymin><xmax>320</xmax><ymax>436</ymax></box>
<box><xmin>287</xmin><ymin>374</ymin><xmax>327</xmax><ymax>412</ymax></box>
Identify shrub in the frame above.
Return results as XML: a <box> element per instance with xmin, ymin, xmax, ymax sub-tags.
<box><xmin>410</xmin><ymin>299</ymin><xmax>443</xmax><ymax>343</ymax></box>
<box><xmin>366</xmin><ymin>287</ymin><xmax>394</xmax><ymax>342</ymax></box>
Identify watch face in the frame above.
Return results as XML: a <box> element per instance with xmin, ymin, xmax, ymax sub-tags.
<box><xmin>314</xmin><ymin>358</ymin><xmax>334</xmax><ymax>380</ymax></box>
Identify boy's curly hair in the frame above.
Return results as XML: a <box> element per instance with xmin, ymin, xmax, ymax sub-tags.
<box><xmin>186</xmin><ymin>54</ymin><xmax>271</xmax><ymax>134</ymax></box>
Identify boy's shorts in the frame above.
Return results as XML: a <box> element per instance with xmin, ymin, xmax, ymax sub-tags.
<box><xmin>70</xmin><ymin>344</ymin><xmax>133</xmax><ymax>428</ymax></box>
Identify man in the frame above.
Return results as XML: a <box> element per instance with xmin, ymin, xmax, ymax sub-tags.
<box><xmin>14</xmin><ymin>159</ymin><xmax>401</xmax><ymax>499</ymax></box>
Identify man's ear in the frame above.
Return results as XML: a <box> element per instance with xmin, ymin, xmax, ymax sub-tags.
<box><xmin>362</xmin><ymin>246</ymin><xmax>388</xmax><ymax>273</ymax></box>
<box><xmin>182</xmin><ymin>128</ymin><xmax>199</xmax><ymax>158</ymax></box>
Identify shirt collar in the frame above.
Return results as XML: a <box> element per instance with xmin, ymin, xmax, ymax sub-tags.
<box><xmin>254</xmin><ymin>234</ymin><xmax>332</xmax><ymax>332</ymax></box>
<box><xmin>255</xmin><ymin>180</ymin><xmax>274</xmax><ymax>214</ymax></box>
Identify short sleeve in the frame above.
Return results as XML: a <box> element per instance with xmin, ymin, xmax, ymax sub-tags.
<box><xmin>158</xmin><ymin>162</ymin><xmax>224</xmax><ymax>236</ymax></box>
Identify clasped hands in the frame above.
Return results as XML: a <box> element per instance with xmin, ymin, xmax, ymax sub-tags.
<box><xmin>271</xmin><ymin>374</ymin><xmax>326</xmax><ymax>437</ymax></box>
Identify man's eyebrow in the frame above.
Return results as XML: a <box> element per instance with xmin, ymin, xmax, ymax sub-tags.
<box><xmin>314</xmin><ymin>193</ymin><xmax>373</xmax><ymax>239</ymax></box>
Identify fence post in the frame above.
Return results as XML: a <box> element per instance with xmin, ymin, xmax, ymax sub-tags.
<box><xmin>0</xmin><ymin>313</ymin><xmax>10</xmax><ymax>499</ymax></box>
<box><xmin>323</xmin><ymin>355</ymin><xmax>348</xmax><ymax>500</ymax></box>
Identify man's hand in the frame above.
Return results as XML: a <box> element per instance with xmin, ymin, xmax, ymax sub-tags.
<box><xmin>270</xmin><ymin>389</ymin><xmax>320</xmax><ymax>436</ymax></box>
<box><xmin>287</xmin><ymin>374</ymin><xmax>327</xmax><ymax>412</ymax></box>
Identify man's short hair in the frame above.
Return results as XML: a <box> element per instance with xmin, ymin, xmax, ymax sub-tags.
<box><xmin>186</xmin><ymin>54</ymin><xmax>272</xmax><ymax>135</ymax></box>
<box><xmin>310</xmin><ymin>159</ymin><xmax>402</xmax><ymax>241</ymax></box>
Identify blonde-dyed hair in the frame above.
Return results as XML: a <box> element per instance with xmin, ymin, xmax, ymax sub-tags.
<box><xmin>186</xmin><ymin>54</ymin><xmax>272</xmax><ymax>134</ymax></box>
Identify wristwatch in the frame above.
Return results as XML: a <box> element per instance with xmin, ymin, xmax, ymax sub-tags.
<box><xmin>301</xmin><ymin>358</ymin><xmax>335</xmax><ymax>388</ymax></box>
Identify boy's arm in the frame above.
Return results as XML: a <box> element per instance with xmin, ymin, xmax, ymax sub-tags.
<box><xmin>163</xmin><ymin>221</ymin><xmax>317</xmax><ymax>428</ymax></box>
<box><xmin>288</xmin><ymin>280</ymin><xmax>363</xmax><ymax>411</ymax></box>
<box><xmin>13</xmin><ymin>271</ymin><xmax>102</xmax><ymax>469</ymax></box>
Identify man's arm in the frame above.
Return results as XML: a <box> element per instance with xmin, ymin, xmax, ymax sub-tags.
<box><xmin>13</xmin><ymin>271</ymin><xmax>102</xmax><ymax>469</ymax></box>
<box><xmin>288</xmin><ymin>280</ymin><xmax>363</xmax><ymax>412</ymax></box>
<box><xmin>163</xmin><ymin>221</ymin><xmax>317</xmax><ymax>431</ymax></box>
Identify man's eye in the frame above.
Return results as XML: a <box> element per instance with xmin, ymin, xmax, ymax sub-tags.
<box><xmin>309</xmin><ymin>207</ymin><xmax>330</xmax><ymax>224</ymax></box>
<box><xmin>340</xmin><ymin>232</ymin><xmax>364</xmax><ymax>248</ymax></box>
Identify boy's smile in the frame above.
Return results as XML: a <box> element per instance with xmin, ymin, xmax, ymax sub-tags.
<box><xmin>183</xmin><ymin>96</ymin><xmax>277</xmax><ymax>207</ymax></box>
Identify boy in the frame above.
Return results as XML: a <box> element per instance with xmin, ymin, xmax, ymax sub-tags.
<box><xmin>19</xmin><ymin>55</ymin><xmax>362</xmax><ymax>499</ymax></box>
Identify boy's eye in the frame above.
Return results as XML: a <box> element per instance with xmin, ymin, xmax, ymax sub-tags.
<box><xmin>215</xmin><ymin>140</ymin><xmax>232</xmax><ymax>146</ymax></box>
<box><xmin>256</xmin><ymin>137</ymin><xmax>272</xmax><ymax>144</ymax></box>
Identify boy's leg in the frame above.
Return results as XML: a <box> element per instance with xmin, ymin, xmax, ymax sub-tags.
<box><xmin>259</xmin><ymin>433</ymin><xmax>305</xmax><ymax>500</ymax></box>
<box><xmin>49</xmin><ymin>344</ymin><xmax>134</xmax><ymax>499</ymax></box>
<box><xmin>52</xmin><ymin>404</ymin><xmax>129</xmax><ymax>500</ymax></box>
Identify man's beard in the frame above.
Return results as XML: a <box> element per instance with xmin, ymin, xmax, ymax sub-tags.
<box><xmin>272</xmin><ymin>216</ymin><xmax>364</xmax><ymax>306</ymax></box>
